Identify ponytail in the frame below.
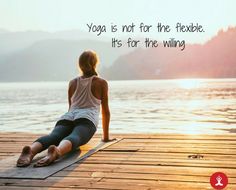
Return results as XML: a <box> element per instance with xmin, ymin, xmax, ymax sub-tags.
<box><xmin>79</xmin><ymin>50</ymin><xmax>99</xmax><ymax>76</ymax></box>
<box><xmin>84</xmin><ymin>68</ymin><xmax>98</xmax><ymax>76</ymax></box>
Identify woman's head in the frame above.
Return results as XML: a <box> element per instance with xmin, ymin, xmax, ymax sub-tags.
<box><xmin>78</xmin><ymin>50</ymin><xmax>98</xmax><ymax>76</ymax></box>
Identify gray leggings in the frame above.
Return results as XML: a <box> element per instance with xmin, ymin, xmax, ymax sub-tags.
<box><xmin>35</xmin><ymin>118</ymin><xmax>97</xmax><ymax>151</ymax></box>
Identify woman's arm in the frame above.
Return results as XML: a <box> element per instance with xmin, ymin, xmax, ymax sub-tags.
<box><xmin>68</xmin><ymin>79</ymin><xmax>76</xmax><ymax>111</ymax></box>
<box><xmin>101</xmin><ymin>80</ymin><xmax>111</xmax><ymax>142</ymax></box>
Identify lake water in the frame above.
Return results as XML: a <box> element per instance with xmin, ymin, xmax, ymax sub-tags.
<box><xmin>0</xmin><ymin>79</ymin><xmax>236</xmax><ymax>134</ymax></box>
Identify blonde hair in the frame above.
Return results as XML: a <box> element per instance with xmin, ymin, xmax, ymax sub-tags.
<box><xmin>79</xmin><ymin>50</ymin><xmax>98</xmax><ymax>76</ymax></box>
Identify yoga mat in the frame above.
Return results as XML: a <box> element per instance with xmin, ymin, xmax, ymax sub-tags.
<box><xmin>0</xmin><ymin>138</ymin><xmax>120</xmax><ymax>179</ymax></box>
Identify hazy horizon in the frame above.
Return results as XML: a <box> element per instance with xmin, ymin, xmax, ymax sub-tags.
<box><xmin>0</xmin><ymin>1</ymin><xmax>236</xmax><ymax>81</ymax></box>
<box><xmin>0</xmin><ymin>26</ymin><xmax>234</xmax><ymax>45</ymax></box>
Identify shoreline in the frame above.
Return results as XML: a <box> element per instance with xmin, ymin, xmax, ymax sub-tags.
<box><xmin>1</xmin><ymin>77</ymin><xmax>236</xmax><ymax>83</ymax></box>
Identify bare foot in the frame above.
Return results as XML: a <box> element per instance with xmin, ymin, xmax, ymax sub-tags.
<box><xmin>34</xmin><ymin>145</ymin><xmax>60</xmax><ymax>167</ymax></box>
<box><xmin>16</xmin><ymin>146</ymin><xmax>34</xmax><ymax>167</ymax></box>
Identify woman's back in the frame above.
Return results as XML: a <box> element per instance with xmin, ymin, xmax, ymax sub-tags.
<box><xmin>59</xmin><ymin>75</ymin><xmax>107</xmax><ymax>127</ymax></box>
<box><xmin>70</xmin><ymin>76</ymin><xmax>101</xmax><ymax>110</ymax></box>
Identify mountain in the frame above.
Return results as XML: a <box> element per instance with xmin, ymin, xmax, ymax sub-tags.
<box><xmin>0</xmin><ymin>28</ymin><xmax>9</xmax><ymax>34</ymax></box>
<box><xmin>0</xmin><ymin>30</ymin><xmax>129</xmax><ymax>81</ymax></box>
<box><xmin>104</xmin><ymin>27</ymin><xmax>236</xmax><ymax>79</ymax></box>
<box><xmin>0</xmin><ymin>29</ymin><xmax>107</xmax><ymax>56</ymax></box>
<box><xmin>0</xmin><ymin>27</ymin><xmax>235</xmax><ymax>81</ymax></box>
<box><xmin>0</xmin><ymin>40</ymin><xmax>129</xmax><ymax>81</ymax></box>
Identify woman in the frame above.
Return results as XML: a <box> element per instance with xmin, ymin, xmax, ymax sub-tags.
<box><xmin>16</xmin><ymin>50</ymin><xmax>112</xmax><ymax>167</ymax></box>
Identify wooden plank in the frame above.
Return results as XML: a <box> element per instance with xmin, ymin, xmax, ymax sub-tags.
<box><xmin>66</xmin><ymin>163</ymin><xmax>236</xmax><ymax>177</ymax></box>
<box><xmin>91</xmin><ymin>151</ymin><xmax>236</xmax><ymax>161</ymax></box>
<box><xmin>103</xmin><ymin>146</ymin><xmax>236</xmax><ymax>155</ymax></box>
<box><xmin>82</xmin><ymin>159</ymin><xmax>236</xmax><ymax>169</ymax></box>
<box><xmin>1</xmin><ymin>177</ymin><xmax>235</xmax><ymax>190</ymax></box>
<box><xmin>52</xmin><ymin>170</ymin><xmax>236</xmax><ymax>184</ymax></box>
<box><xmin>121</xmin><ymin>138</ymin><xmax>236</xmax><ymax>144</ymax></box>
<box><xmin>91</xmin><ymin>178</ymin><xmax>236</xmax><ymax>190</ymax></box>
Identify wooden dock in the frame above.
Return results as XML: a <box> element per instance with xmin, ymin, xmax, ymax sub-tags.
<box><xmin>0</xmin><ymin>132</ymin><xmax>235</xmax><ymax>189</ymax></box>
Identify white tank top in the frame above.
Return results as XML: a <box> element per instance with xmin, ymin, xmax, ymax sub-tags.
<box><xmin>59</xmin><ymin>75</ymin><xmax>101</xmax><ymax>127</ymax></box>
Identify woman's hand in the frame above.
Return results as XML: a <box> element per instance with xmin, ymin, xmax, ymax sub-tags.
<box><xmin>101</xmin><ymin>138</ymin><xmax>117</xmax><ymax>143</ymax></box>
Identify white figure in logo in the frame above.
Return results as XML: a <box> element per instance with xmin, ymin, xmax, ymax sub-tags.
<box><xmin>215</xmin><ymin>175</ymin><xmax>223</xmax><ymax>186</ymax></box>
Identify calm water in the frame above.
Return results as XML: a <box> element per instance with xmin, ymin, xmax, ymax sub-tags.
<box><xmin>0</xmin><ymin>79</ymin><xmax>236</xmax><ymax>134</ymax></box>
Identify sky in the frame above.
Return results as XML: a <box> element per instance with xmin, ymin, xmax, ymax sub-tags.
<box><xmin>0</xmin><ymin>0</ymin><xmax>236</xmax><ymax>43</ymax></box>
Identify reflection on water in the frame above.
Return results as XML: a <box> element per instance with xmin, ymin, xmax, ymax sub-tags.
<box><xmin>177</xmin><ymin>79</ymin><xmax>202</xmax><ymax>89</ymax></box>
<box><xmin>0</xmin><ymin>79</ymin><xmax>236</xmax><ymax>134</ymax></box>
